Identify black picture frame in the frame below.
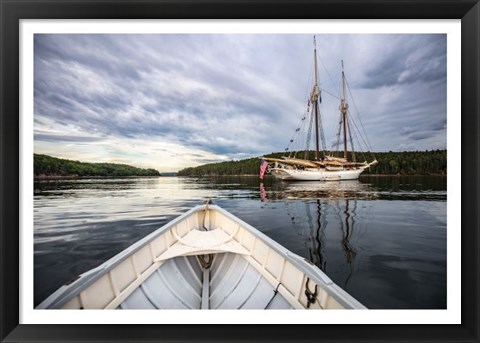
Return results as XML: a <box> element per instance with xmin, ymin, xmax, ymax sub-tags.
<box><xmin>1</xmin><ymin>1</ymin><xmax>478</xmax><ymax>342</ymax></box>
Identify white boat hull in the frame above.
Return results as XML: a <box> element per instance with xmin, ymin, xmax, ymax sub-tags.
<box><xmin>37</xmin><ymin>203</ymin><xmax>366</xmax><ymax>310</ymax></box>
<box><xmin>270</xmin><ymin>167</ymin><xmax>365</xmax><ymax>181</ymax></box>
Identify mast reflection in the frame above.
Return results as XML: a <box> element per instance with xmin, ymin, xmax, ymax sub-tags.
<box><xmin>259</xmin><ymin>180</ymin><xmax>368</xmax><ymax>287</ymax></box>
<box><xmin>339</xmin><ymin>199</ymin><xmax>357</xmax><ymax>288</ymax></box>
<box><xmin>305</xmin><ymin>200</ymin><xmax>327</xmax><ymax>271</ymax></box>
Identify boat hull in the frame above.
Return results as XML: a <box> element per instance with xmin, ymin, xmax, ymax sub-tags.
<box><xmin>270</xmin><ymin>167</ymin><xmax>364</xmax><ymax>181</ymax></box>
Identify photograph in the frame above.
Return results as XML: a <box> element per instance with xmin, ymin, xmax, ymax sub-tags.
<box><xmin>1</xmin><ymin>0</ymin><xmax>478</xmax><ymax>341</ymax></box>
<box><xmin>32</xmin><ymin>33</ymin><xmax>448</xmax><ymax>311</ymax></box>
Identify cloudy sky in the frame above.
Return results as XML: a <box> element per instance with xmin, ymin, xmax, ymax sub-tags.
<box><xmin>34</xmin><ymin>34</ymin><xmax>446</xmax><ymax>172</ymax></box>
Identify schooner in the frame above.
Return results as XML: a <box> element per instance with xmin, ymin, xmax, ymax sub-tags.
<box><xmin>262</xmin><ymin>37</ymin><xmax>377</xmax><ymax>181</ymax></box>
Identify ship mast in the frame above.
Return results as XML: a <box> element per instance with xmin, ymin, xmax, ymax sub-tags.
<box><xmin>340</xmin><ymin>60</ymin><xmax>348</xmax><ymax>161</ymax></box>
<box><xmin>311</xmin><ymin>36</ymin><xmax>321</xmax><ymax>161</ymax></box>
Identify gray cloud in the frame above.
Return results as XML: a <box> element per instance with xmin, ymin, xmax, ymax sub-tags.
<box><xmin>408</xmin><ymin>132</ymin><xmax>435</xmax><ymax>141</ymax></box>
<box><xmin>34</xmin><ymin>133</ymin><xmax>104</xmax><ymax>143</ymax></box>
<box><xmin>360</xmin><ymin>35</ymin><xmax>446</xmax><ymax>89</ymax></box>
<box><xmin>34</xmin><ymin>34</ymin><xmax>447</xmax><ymax>169</ymax></box>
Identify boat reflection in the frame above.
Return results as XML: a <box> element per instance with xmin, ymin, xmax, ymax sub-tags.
<box><xmin>265</xmin><ymin>180</ymin><xmax>378</xmax><ymax>201</ymax></box>
<box><xmin>301</xmin><ymin>199</ymin><xmax>358</xmax><ymax>289</ymax></box>
<box><xmin>261</xmin><ymin>181</ymin><xmax>365</xmax><ymax>289</ymax></box>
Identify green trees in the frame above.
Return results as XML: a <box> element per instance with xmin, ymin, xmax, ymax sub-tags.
<box><xmin>361</xmin><ymin>150</ymin><xmax>446</xmax><ymax>175</ymax></box>
<box><xmin>178</xmin><ymin>157</ymin><xmax>261</xmax><ymax>177</ymax></box>
<box><xmin>34</xmin><ymin>154</ymin><xmax>160</xmax><ymax>177</ymax></box>
<box><xmin>177</xmin><ymin>150</ymin><xmax>447</xmax><ymax>176</ymax></box>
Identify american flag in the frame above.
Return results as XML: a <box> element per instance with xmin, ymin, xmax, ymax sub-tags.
<box><xmin>259</xmin><ymin>159</ymin><xmax>268</xmax><ymax>180</ymax></box>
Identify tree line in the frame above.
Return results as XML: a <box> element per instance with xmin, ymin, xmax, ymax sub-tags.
<box><xmin>177</xmin><ymin>150</ymin><xmax>446</xmax><ymax>176</ymax></box>
<box><xmin>34</xmin><ymin>154</ymin><xmax>160</xmax><ymax>177</ymax></box>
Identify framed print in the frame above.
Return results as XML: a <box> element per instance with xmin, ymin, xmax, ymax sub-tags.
<box><xmin>1</xmin><ymin>0</ymin><xmax>479</xmax><ymax>342</ymax></box>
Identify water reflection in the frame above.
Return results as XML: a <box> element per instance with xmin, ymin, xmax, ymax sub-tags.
<box><xmin>261</xmin><ymin>182</ymin><xmax>363</xmax><ymax>289</ymax></box>
<box><xmin>256</xmin><ymin>176</ymin><xmax>446</xmax><ymax>201</ymax></box>
<box><xmin>34</xmin><ymin>176</ymin><xmax>446</xmax><ymax>309</ymax></box>
<box><xmin>264</xmin><ymin>180</ymin><xmax>378</xmax><ymax>200</ymax></box>
<box><xmin>306</xmin><ymin>200</ymin><xmax>327</xmax><ymax>271</ymax></box>
<box><xmin>259</xmin><ymin>182</ymin><xmax>268</xmax><ymax>202</ymax></box>
<box><xmin>339</xmin><ymin>199</ymin><xmax>356</xmax><ymax>288</ymax></box>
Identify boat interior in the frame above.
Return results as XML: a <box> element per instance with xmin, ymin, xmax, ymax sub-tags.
<box><xmin>120</xmin><ymin>253</ymin><xmax>293</xmax><ymax>309</ymax></box>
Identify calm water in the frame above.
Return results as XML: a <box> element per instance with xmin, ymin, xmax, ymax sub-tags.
<box><xmin>34</xmin><ymin>176</ymin><xmax>447</xmax><ymax>309</ymax></box>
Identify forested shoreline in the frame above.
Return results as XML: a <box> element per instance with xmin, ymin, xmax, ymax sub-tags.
<box><xmin>34</xmin><ymin>150</ymin><xmax>446</xmax><ymax>178</ymax></box>
<box><xmin>178</xmin><ymin>150</ymin><xmax>447</xmax><ymax>176</ymax></box>
<box><xmin>34</xmin><ymin>154</ymin><xmax>160</xmax><ymax>177</ymax></box>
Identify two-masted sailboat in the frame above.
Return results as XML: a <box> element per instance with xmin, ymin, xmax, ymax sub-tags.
<box><xmin>262</xmin><ymin>37</ymin><xmax>377</xmax><ymax>181</ymax></box>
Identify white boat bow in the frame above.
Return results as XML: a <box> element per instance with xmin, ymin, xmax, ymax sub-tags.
<box><xmin>37</xmin><ymin>203</ymin><xmax>366</xmax><ymax>310</ymax></box>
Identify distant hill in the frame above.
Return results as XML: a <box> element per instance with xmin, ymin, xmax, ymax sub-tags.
<box><xmin>34</xmin><ymin>154</ymin><xmax>160</xmax><ymax>177</ymax></box>
<box><xmin>177</xmin><ymin>150</ymin><xmax>447</xmax><ymax>176</ymax></box>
